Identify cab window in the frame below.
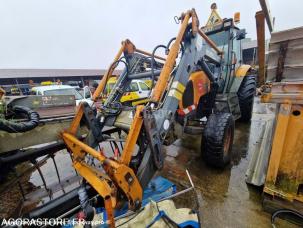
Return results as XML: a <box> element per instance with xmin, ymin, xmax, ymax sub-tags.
<box><xmin>139</xmin><ymin>82</ymin><xmax>149</xmax><ymax>91</ymax></box>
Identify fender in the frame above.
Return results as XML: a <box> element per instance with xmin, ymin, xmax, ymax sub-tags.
<box><xmin>235</xmin><ymin>64</ymin><xmax>251</xmax><ymax>77</ymax></box>
<box><xmin>179</xmin><ymin>70</ymin><xmax>210</xmax><ymax>110</ymax></box>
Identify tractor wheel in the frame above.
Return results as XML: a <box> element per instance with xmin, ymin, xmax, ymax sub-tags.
<box><xmin>201</xmin><ymin>112</ymin><xmax>234</xmax><ymax>168</ymax></box>
<box><xmin>237</xmin><ymin>75</ymin><xmax>256</xmax><ymax>122</ymax></box>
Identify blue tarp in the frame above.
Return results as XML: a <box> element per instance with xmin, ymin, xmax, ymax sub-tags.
<box><xmin>64</xmin><ymin>176</ymin><xmax>199</xmax><ymax>228</ymax></box>
<box><xmin>113</xmin><ymin>176</ymin><xmax>177</xmax><ymax>217</ymax></box>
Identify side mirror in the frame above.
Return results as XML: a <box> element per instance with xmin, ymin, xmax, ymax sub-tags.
<box><xmin>236</xmin><ymin>29</ymin><xmax>246</xmax><ymax>40</ymax></box>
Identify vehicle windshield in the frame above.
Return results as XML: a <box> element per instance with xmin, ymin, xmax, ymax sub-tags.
<box><xmin>44</xmin><ymin>88</ymin><xmax>83</xmax><ymax>100</ymax></box>
<box><xmin>208</xmin><ymin>29</ymin><xmax>231</xmax><ymax>64</ymax></box>
<box><xmin>208</xmin><ymin>30</ymin><xmax>230</xmax><ymax>47</ymax></box>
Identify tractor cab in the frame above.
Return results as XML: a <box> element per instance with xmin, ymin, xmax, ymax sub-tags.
<box><xmin>202</xmin><ymin>3</ymin><xmax>247</xmax><ymax>93</ymax></box>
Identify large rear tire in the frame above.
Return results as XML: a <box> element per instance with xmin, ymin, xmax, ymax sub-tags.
<box><xmin>201</xmin><ymin>113</ymin><xmax>234</xmax><ymax>168</ymax></box>
<box><xmin>237</xmin><ymin>75</ymin><xmax>256</xmax><ymax>122</ymax></box>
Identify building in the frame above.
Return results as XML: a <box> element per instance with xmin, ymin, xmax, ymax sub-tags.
<box><xmin>241</xmin><ymin>38</ymin><xmax>269</xmax><ymax>67</ymax></box>
<box><xmin>0</xmin><ymin>69</ymin><xmax>121</xmax><ymax>94</ymax></box>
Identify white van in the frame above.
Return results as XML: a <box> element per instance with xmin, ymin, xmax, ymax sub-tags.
<box><xmin>31</xmin><ymin>85</ymin><xmax>93</xmax><ymax>106</ymax></box>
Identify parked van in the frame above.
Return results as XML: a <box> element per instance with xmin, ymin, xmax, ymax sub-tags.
<box><xmin>31</xmin><ymin>85</ymin><xmax>93</xmax><ymax>106</ymax></box>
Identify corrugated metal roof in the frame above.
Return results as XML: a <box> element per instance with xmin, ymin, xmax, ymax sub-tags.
<box><xmin>0</xmin><ymin>69</ymin><xmax>122</xmax><ymax>78</ymax></box>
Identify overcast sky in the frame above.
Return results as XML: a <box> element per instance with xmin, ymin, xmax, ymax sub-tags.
<box><xmin>0</xmin><ymin>0</ymin><xmax>302</xmax><ymax>69</ymax></box>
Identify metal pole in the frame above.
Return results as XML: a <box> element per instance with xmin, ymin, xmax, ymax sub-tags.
<box><xmin>259</xmin><ymin>0</ymin><xmax>274</xmax><ymax>33</ymax></box>
<box><xmin>256</xmin><ymin>11</ymin><xmax>266</xmax><ymax>86</ymax></box>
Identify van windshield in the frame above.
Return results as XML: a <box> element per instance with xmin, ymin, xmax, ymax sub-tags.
<box><xmin>44</xmin><ymin>88</ymin><xmax>83</xmax><ymax>100</ymax></box>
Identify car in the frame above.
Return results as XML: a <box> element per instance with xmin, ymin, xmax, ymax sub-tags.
<box><xmin>105</xmin><ymin>78</ymin><xmax>151</xmax><ymax>106</ymax></box>
<box><xmin>30</xmin><ymin>85</ymin><xmax>93</xmax><ymax>106</ymax></box>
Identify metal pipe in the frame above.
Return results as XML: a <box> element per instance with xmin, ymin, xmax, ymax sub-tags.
<box><xmin>63</xmin><ymin>133</ymin><xmax>119</xmax><ymax>169</ymax></box>
<box><xmin>0</xmin><ymin>142</ymin><xmax>65</xmax><ymax>166</ymax></box>
<box><xmin>51</xmin><ymin>155</ymin><xmax>62</xmax><ymax>185</ymax></box>
<box><xmin>136</xmin><ymin>48</ymin><xmax>166</xmax><ymax>62</ymax></box>
<box><xmin>33</xmin><ymin>161</ymin><xmax>51</xmax><ymax>200</ymax></box>
<box><xmin>127</xmin><ymin>70</ymin><xmax>161</xmax><ymax>80</ymax></box>
<box><xmin>0</xmin><ymin>156</ymin><xmax>48</xmax><ymax>194</ymax></box>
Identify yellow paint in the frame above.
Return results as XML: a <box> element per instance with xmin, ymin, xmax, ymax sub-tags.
<box><xmin>40</xmin><ymin>81</ymin><xmax>53</xmax><ymax>86</ymax></box>
<box><xmin>132</xmin><ymin>98</ymin><xmax>151</xmax><ymax>106</ymax></box>
<box><xmin>235</xmin><ymin>64</ymin><xmax>251</xmax><ymax>77</ymax></box>
<box><xmin>120</xmin><ymin>92</ymin><xmax>141</xmax><ymax>103</ymax></box>
<box><xmin>120</xmin><ymin>105</ymin><xmax>144</xmax><ymax>165</ymax></box>
<box><xmin>105</xmin><ymin>77</ymin><xmax>149</xmax><ymax>105</ymax></box>
<box><xmin>74</xmin><ymin>161</ymin><xmax>115</xmax><ymax>204</ymax></box>
<box><xmin>206</xmin><ymin>9</ymin><xmax>223</xmax><ymax>27</ymax></box>
<box><xmin>171</xmin><ymin>81</ymin><xmax>185</xmax><ymax>93</ymax></box>
<box><xmin>168</xmin><ymin>89</ymin><xmax>183</xmax><ymax>101</ymax></box>
<box><xmin>63</xmin><ymin>130</ymin><xmax>143</xmax><ymax>211</ymax></box>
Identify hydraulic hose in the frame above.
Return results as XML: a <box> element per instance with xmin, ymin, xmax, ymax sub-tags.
<box><xmin>103</xmin><ymin>58</ymin><xmax>129</xmax><ymax>96</ymax></box>
<box><xmin>151</xmin><ymin>44</ymin><xmax>167</xmax><ymax>96</ymax></box>
<box><xmin>150</xmin><ymin>37</ymin><xmax>185</xmax><ymax>97</ymax></box>
<box><xmin>199</xmin><ymin>58</ymin><xmax>215</xmax><ymax>83</ymax></box>
<box><xmin>166</xmin><ymin>37</ymin><xmax>185</xmax><ymax>56</ymax></box>
<box><xmin>0</xmin><ymin>106</ymin><xmax>39</xmax><ymax>133</ymax></box>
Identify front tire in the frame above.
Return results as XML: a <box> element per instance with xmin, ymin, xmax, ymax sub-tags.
<box><xmin>201</xmin><ymin>113</ymin><xmax>234</xmax><ymax>168</ymax></box>
<box><xmin>237</xmin><ymin>75</ymin><xmax>256</xmax><ymax>122</ymax></box>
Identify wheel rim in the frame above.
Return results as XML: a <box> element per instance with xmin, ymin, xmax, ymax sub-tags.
<box><xmin>223</xmin><ymin>127</ymin><xmax>232</xmax><ymax>157</ymax></box>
